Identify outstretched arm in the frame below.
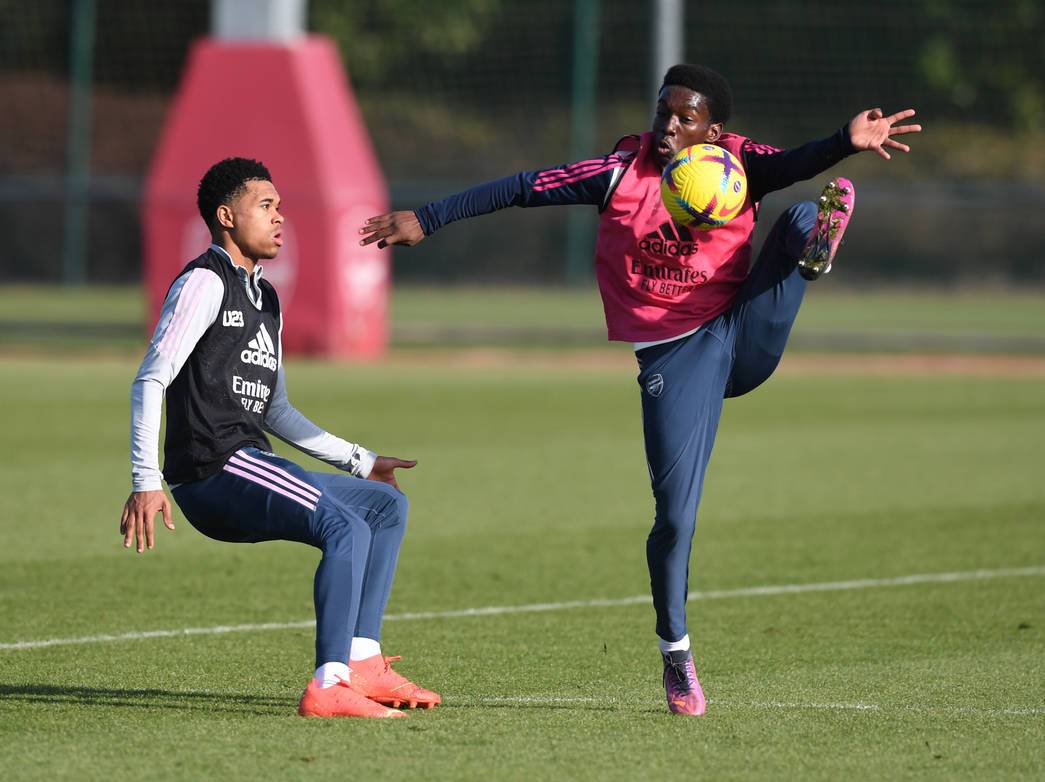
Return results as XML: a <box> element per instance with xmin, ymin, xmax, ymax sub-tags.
<box><xmin>359</xmin><ymin>151</ymin><xmax>632</xmax><ymax>249</ymax></box>
<box><xmin>744</xmin><ymin>108</ymin><xmax>921</xmax><ymax>203</ymax></box>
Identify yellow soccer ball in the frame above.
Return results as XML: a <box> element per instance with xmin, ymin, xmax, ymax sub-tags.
<box><xmin>660</xmin><ymin>144</ymin><xmax>747</xmax><ymax>230</ymax></box>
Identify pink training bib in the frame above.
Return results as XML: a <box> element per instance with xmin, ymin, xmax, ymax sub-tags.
<box><xmin>595</xmin><ymin>132</ymin><xmax>758</xmax><ymax>342</ymax></box>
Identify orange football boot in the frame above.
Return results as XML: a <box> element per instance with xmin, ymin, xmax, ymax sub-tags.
<box><xmin>298</xmin><ymin>676</ymin><xmax>406</xmax><ymax>718</ymax></box>
<box><xmin>349</xmin><ymin>655</ymin><xmax>441</xmax><ymax>709</ymax></box>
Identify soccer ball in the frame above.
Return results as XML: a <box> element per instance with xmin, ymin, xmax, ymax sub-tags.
<box><xmin>660</xmin><ymin>144</ymin><xmax>748</xmax><ymax>230</ymax></box>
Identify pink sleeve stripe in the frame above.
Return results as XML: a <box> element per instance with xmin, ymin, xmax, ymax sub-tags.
<box><xmin>222</xmin><ymin>464</ymin><xmax>317</xmax><ymax>511</ymax></box>
<box><xmin>533</xmin><ymin>154</ymin><xmax>629</xmax><ymax>186</ymax></box>
<box><xmin>155</xmin><ymin>269</ymin><xmax>211</xmax><ymax>359</ymax></box>
<box><xmin>533</xmin><ymin>159</ymin><xmax>627</xmax><ymax>192</ymax></box>
<box><xmin>231</xmin><ymin>449</ymin><xmax>322</xmax><ymax>500</ymax></box>
<box><xmin>742</xmin><ymin>141</ymin><xmax>783</xmax><ymax>156</ymax></box>
<box><xmin>155</xmin><ymin>270</ymin><xmax>209</xmax><ymax>357</ymax></box>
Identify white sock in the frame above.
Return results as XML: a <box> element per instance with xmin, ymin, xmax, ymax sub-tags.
<box><xmin>659</xmin><ymin>634</ymin><xmax>691</xmax><ymax>654</ymax></box>
<box><xmin>349</xmin><ymin>636</ymin><xmax>382</xmax><ymax>661</ymax></box>
<box><xmin>314</xmin><ymin>661</ymin><xmax>350</xmax><ymax>688</ymax></box>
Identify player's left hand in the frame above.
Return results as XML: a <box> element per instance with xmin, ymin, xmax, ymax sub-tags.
<box><xmin>368</xmin><ymin>456</ymin><xmax>417</xmax><ymax>491</ymax></box>
<box><xmin>848</xmin><ymin>108</ymin><xmax>921</xmax><ymax>160</ymax></box>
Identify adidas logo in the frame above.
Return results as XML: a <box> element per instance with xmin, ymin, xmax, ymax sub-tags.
<box><xmin>639</xmin><ymin>222</ymin><xmax>697</xmax><ymax>257</ymax></box>
<box><xmin>240</xmin><ymin>322</ymin><xmax>278</xmax><ymax>370</ymax></box>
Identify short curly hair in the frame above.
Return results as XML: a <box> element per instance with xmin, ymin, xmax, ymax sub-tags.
<box><xmin>196</xmin><ymin>157</ymin><xmax>273</xmax><ymax>229</ymax></box>
<box><xmin>661</xmin><ymin>64</ymin><xmax>733</xmax><ymax>125</ymax></box>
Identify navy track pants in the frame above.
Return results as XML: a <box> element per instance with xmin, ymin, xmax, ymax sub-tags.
<box><xmin>171</xmin><ymin>447</ymin><xmax>408</xmax><ymax>667</ymax></box>
<box><xmin>637</xmin><ymin>202</ymin><xmax>816</xmax><ymax>642</ymax></box>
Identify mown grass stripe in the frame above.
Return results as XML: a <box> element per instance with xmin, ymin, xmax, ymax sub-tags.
<box><xmin>2</xmin><ymin>565</ymin><xmax>1041</xmax><ymax>652</ymax></box>
<box><xmin>447</xmin><ymin>695</ymin><xmax>1045</xmax><ymax>716</ymax></box>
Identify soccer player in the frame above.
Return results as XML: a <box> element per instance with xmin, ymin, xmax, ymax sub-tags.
<box><xmin>358</xmin><ymin>65</ymin><xmax>921</xmax><ymax>716</ymax></box>
<box><xmin>121</xmin><ymin>157</ymin><xmax>439</xmax><ymax>718</ymax></box>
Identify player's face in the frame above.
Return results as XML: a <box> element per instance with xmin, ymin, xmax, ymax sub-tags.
<box><xmin>652</xmin><ymin>86</ymin><xmax>723</xmax><ymax>169</ymax></box>
<box><xmin>227</xmin><ymin>179</ymin><xmax>284</xmax><ymax>261</ymax></box>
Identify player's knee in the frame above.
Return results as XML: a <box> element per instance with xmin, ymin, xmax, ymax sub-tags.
<box><xmin>786</xmin><ymin>199</ymin><xmax>817</xmax><ymax>224</ymax></box>
<box><xmin>649</xmin><ymin>506</ymin><xmax>696</xmax><ymax>539</ymax></box>
<box><xmin>369</xmin><ymin>483</ymin><xmax>409</xmax><ymax>531</ymax></box>
<box><xmin>393</xmin><ymin>492</ymin><xmax>409</xmax><ymax>525</ymax></box>
<box><xmin>378</xmin><ymin>492</ymin><xmax>409</xmax><ymax>541</ymax></box>
<box><xmin>319</xmin><ymin>512</ymin><xmax>371</xmax><ymax>558</ymax></box>
<box><xmin>784</xmin><ymin>200</ymin><xmax>817</xmax><ymax>245</ymax></box>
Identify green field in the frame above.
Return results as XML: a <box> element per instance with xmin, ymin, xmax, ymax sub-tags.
<box><xmin>1</xmin><ymin>333</ymin><xmax>1043</xmax><ymax>779</ymax></box>
<box><xmin>2</xmin><ymin>284</ymin><xmax>1045</xmax><ymax>353</ymax></box>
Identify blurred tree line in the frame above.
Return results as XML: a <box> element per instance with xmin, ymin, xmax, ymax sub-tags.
<box><xmin>2</xmin><ymin>0</ymin><xmax>1040</xmax><ymax>131</ymax></box>
<box><xmin>1</xmin><ymin>0</ymin><xmax>1042</xmax><ymax>283</ymax></box>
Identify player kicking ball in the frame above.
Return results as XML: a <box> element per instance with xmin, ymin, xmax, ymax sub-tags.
<box><xmin>359</xmin><ymin>64</ymin><xmax>920</xmax><ymax>716</ymax></box>
<box><xmin>121</xmin><ymin>157</ymin><xmax>438</xmax><ymax>718</ymax></box>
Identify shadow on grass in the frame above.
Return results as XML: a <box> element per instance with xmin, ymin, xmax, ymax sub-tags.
<box><xmin>0</xmin><ymin>683</ymin><xmax>292</xmax><ymax>716</ymax></box>
<box><xmin>0</xmin><ymin>684</ymin><xmax>652</xmax><ymax>716</ymax></box>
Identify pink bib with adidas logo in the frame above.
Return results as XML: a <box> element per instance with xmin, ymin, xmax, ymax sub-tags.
<box><xmin>595</xmin><ymin>132</ymin><xmax>757</xmax><ymax>342</ymax></box>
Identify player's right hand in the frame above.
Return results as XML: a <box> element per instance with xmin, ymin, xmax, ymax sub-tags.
<box><xmin>120</xmin><ymin>490</ymin><xmax>175</xmax><ymax>553</ymax></box>
<box><xmin>359</xmin><ymin>211</ymin><xmax>426</xmax><ymax>249</ymax></box>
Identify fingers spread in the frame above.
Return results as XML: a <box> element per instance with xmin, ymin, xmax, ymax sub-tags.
<box><xmin>887</xmin><ymin>108</ymin><xmax>917</xmax><ymax>123</ymax></box>
<box><xmin>889</xmin><ymin>124</ymin><xmax>922</xmax><ymax>135</ymax></box>
<box><xmin>883</xmin><ymin>139</ymin><xmax>911</xmax><ymax>152</ymax></box>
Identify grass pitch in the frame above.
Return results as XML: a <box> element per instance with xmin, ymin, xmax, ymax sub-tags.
<box><xmin>2</xmin><ymin>284</ymin><xmax>1045</xmax><ymax>352</ymax></box>
<box><xmin>0</xmin><ymin>347</ymin><xmax>1043</xmax><ymax>780</ymax></box>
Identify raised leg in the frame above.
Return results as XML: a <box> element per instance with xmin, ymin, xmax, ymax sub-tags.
<box><xmin>726</xmin><ymin>201</ymin><xmax>816</xmax><ymax>398</ymax></box>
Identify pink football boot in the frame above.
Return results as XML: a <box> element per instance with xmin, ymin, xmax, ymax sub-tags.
<box><xmin>662</xmin><ymin>650</ymin><xmax>707</xmax><ymax>716</ymax></box>
<box><xmin>798</xmin><ymin>178</ymin><xmax>855</xmax><ymax>281</ymax></box>
<box><xmin>298</xmin><ymin>676</ymin><xmax>405</xmax><ymax>719</ymax></box>
<box><xmin>349</xmin><ymin>654</ymin><xmax>441</xmax><ymax>709</ymax></box>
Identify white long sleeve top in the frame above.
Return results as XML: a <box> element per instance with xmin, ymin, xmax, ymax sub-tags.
<box><xmin>130</xmin><ymin>245</ymin><xmax>376</xmax><ymax>492</ymax></box>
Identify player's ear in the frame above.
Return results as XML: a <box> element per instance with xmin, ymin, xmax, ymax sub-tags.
<box><xmin>216</xmin><ymin>203</ymin><xmax>235</xmax><ymax>229</ymax></box>
<box><xmin>706</xmin><ymin>123</ymin><xmax>723</xmax><ymax>142</ymax></box>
